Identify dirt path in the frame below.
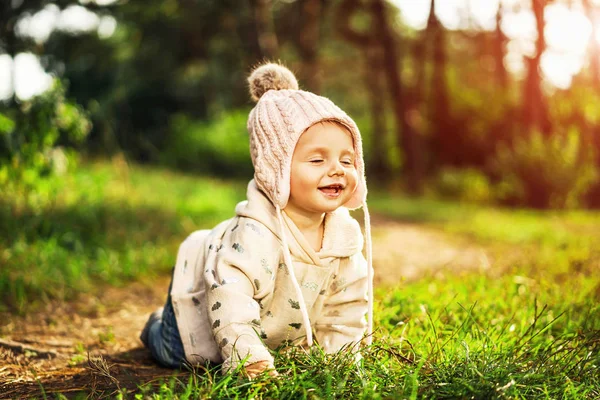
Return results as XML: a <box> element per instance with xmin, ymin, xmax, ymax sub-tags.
<box><xmin>0</xmin><ymin>220</ymin><xmax>487</xmax><ymax>398</ymax></box>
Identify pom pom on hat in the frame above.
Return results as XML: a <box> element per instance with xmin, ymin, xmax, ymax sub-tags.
<box><xmin>248</xmin><ymin>63</ymin><xmax>299</xmax><ymax>102</ymax></box>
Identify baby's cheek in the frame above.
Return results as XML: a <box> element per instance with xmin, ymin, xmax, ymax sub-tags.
<box><xmin>348</xmin><ymin>171</ymin><xmax>359</xmax><ymax>192</ymax></box>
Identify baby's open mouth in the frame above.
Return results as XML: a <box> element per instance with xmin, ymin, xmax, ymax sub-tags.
<box><xmin>318</xmin><ymin>184</ymin><xmax>344</xmax><ymax>197</ymax></box>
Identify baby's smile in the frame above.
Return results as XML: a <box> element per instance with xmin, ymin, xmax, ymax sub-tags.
<box><xmin>318</xmin><ymin>183</ymin><xmax>345</xmax><ymax>198</ymax></box>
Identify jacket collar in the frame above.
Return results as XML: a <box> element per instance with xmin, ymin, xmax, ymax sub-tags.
<box><xmin>235</xmin><ymin>180</ymin><xmax>363</xmax><ymax>264</ymax></box>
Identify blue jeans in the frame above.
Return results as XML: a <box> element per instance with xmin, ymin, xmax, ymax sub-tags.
<box><xmin>145</xmin><ymin>282</ymin><xmax>186</xmax><ymax>369</ymax></box>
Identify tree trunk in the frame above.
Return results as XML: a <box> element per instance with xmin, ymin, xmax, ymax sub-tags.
<box><xmin>7</xmin><ymin>27</ymin><xmax>17</xmax><ymax>106</ymax></box>
<box><xmin>371</xmin><ymin>0</ymin><xmax>422</xmax><ymax>193</ymax></box>
<box><xmin>363</xmin><ymin>44</ymin><xmax>389</xmax><ymax>180</ymax></box>
<box><xmin>427</xmin><ymin>0</ymin><xmax>453</xmax><ymax>165</ymax></box>
<box><xmin>583</xmin><ymin>0</ymin><xmax>600</xmax><ymax>89</ymax></box>
<box><xmin>494</xmin><ymin>2</ymin><xmax>508</xmax><ymax>89</ymax></box>
<box><xmin>523</xmin><ymin>0</ymin><xmax>551</xmax><ymax>134</ymax></box>
<box><xmin>296</xmin><ymin>0</ymin><xmax>322</xmax><ymax>92</ymax></box>
<box><xmin>336</xmin><ymin>0</ymin><xmax>389</xmax><ymax>179</ymax></box>
<box><xmin>1</xmin><ymin>2</ymin><xmax>18</xmax><ymax>106</ymax></box>
<box><xmin>250</xmin><ymin>0</ymin><xmax>279</xmax><ymax>59</ymax></box>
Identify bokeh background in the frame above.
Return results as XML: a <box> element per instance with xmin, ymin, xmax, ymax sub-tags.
<box><xmin>3</xmin><ymin>0</ymin><xmax>600</xmax><ymax>209</ymax></box>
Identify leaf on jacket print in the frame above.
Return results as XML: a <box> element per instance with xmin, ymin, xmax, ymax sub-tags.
<box><xmin>260</xmin><ymin>330</ymin><xmax>268</xmax><ymax>339</ymax></box>
<box><xmin>266</xmin><ymin>311</ymin><xmax>274</xmax><ymax>317</ymax></box>
<box><xmin>254</xmin><ymin>279</ymin><xmax>261</xmax><ymax>290</ymax></box>
<box><xmin>319</xmin><ymin>290</ymin><xmax>326</xmax><ymax>295</ymax></box>
<box><xmin>246</xmin><ymin>222</ymin><xmax>264</xmax><ymax>236</ymax></box>
<box><xmin>289</xmin><ymin>323</ymin><xmax>302</xmax><ymax>330</ymax></box>
<box><xmin>302</xmin><ymin>282</ymin><xmax>318</xmax><ymax>292</ymax></box>
<box><xmin>211</xmin><ymin>301</ymin><xmax>221</xmax><ymax>311</ymax></box>
<box><xmin>216</xmin><ymin>244</ymin><xmax>224</xmax><ymax>252</ymax></box>
<box><xmin>278</xmin><ymin>263</ymin><xmax>289</xmax><ymax>275</ymax></box>
<box><xmin>211</xmin><ymin>283</ymin><xmax>219</xmax><ymax>290</ymax></box>
<box><xmin>232</xmin><ymin>243</ymin><xmax>244</xmax><ymax>253</ymax></box>
<box><xmin>261</xmin><ymin>259</ymin><xmax>273</xmax><ymax>274</ymax></box>
<box><xmin>211</xmin><ymin>270</ymin><xmax>217</xmax><ymax>278</ymax></box>
<box><xmin>183</xmin><ymin>259</ymin><xmax>188</xmax><ymax>272</ymax></box>
<box><xmin>330</xmin><ymin>277</ymin><xmax>347</xmax><ymax>292</ymax></box>
<box><xmin>192</xmin><ymin>297</ymin><xmax>201</xmax><ymax>306</ymax></box>
<box><xmin>251</xmin><ymin>319</ymin><xmax>261</xmax><ymax>326</ymax></box>
<box><xmin>209</xmin><ymin>244</ymin><xmax>214</xmax><ymax>250</ymax></box>
<box><xmin>219</xmin><ymin>338</ymin><xmax>228</xmax><ymax>348</ymax></box>
<box><xmin>325</xmin><ymin>309</ymin><xmax>341</xmax><ymax>317</ymax></box>
<box><xmin>288</xmin><ymin>299</ymin><xmax>300</xmax><ymax>309</ymax></box>
<box><xmin>212</xmin><ymin>319</ymin><xmax>221</xmax><ymax>329</ymax></box>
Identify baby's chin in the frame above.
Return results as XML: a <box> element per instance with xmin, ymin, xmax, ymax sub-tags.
<box><xmin>317</xmin><ymin>194</ymin><xmax>353</xmax><ymax>211</ymax></box>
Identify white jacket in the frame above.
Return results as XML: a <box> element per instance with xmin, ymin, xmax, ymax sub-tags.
<box><xmin>170</xmin><ymin>180</ymin><xmax>369</xmax><ymax>370</ymax></box>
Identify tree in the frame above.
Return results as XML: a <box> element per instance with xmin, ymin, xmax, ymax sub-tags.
<box><xmin>493</xmin><ymin>1</ymin><xmax>508</xmax><ymax>89</ymax></box>
<box><xmin>371</xmin><ymin>0</ymin><xmax>423</xmax><ymax>193</ymax></box>
<box><xmin>583</xmin><ymin>0</ymin><xmax>600</xmax><ymax>89</ymax></box>
<box><xmin>250</xmin><ymin>0</ymin><xmax>279</xmax><ymax>59</ymax></box>
<box><xmin>426</xmin><ymin>0</ymin><xmax>454</xmax><ymax>166</ymax></box>
<box><xmin>522</xmin><ymin>0</ymin><xmax>551</xmax><ymax>134</ymax></box>
<box><xmin>336</xmin><ymin>0</ymin><xmax>389</xmax><ymax>179</ymax></box>
<box><xmin>296</xmin><ymin>0</ymin><xmax>323</xmax><ymax>93</ymax></box>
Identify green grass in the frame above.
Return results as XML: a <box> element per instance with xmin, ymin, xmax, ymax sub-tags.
<box><xmin>119</xmin><ymin>285</ymin><xmax>598</xmax><ymax>399</ymax></box>
<box><xmin>0</xmin><ymin>160</ymin><xmax>248</xmax><ymax>313</ymax></box>
<box><xmin>368</xmin><ymin>192</ymin><xmax>600</xmax><ymax>246</ymax></box>
<box><xmin>2</xmin><ymin>161</ymin><xmax>600</xmax><ymax>398</ymax></box>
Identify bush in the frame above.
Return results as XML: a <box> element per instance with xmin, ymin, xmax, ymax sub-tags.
<box><xmin>162</xmin><ymin>109</ymin><xmax>253</xmax><ymax>179</ymax></box>
<box><xmin>434</xmin><ymin>167</ymin><xmax>494</xmax><ymax>204</ymax></box>
<box><xmin>490</xmin><ymin>128</ymin><xmax>599</xmax><ymax>209</ymax></box>
<box><xmin>0</xmin><ymin>80</ymin><xmax>91</xmax><ymax>189</ymax></box>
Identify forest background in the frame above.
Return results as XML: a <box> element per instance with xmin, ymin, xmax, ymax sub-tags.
<box><xmin>3</xmin><ymin>0</ymin><xmax>600</xmax><ymax>209</ymax></box>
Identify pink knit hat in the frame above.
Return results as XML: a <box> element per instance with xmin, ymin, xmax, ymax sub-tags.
<box><xmin>247</xmin><ymin>63</ymin><xmax>367</xmax><ymax>210</ymax></box>
<box><xmin>246</xmin><ymin>62</ymin><xmax>374</xmax><ymax>347</ymax></box>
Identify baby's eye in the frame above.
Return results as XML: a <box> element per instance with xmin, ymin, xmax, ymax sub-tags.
<box><xmin>341</xmin><ymin>160</ymin><xmax>353</xmax><ymax>166</ymax></box>
<box><xmin>310</xmin><ymin>159</ymin><xmax>324</xmax><ymax>164</ymax></box>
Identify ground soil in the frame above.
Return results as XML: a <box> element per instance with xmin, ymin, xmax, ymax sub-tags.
<box><xmin>0</xmin><ymin>219</ymin><xmax>488</xmax><ymax>399</ymax></box>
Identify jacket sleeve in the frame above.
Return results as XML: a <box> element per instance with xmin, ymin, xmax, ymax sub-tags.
<box><xmin>204</xmin><ymin>217</ymin><xmax>278</xmax><ymax>371</ymax></box>
<box><xmin>313</xmin><ymin>252</ymin><xmax>369</xmax><ymax>353</ymax></box>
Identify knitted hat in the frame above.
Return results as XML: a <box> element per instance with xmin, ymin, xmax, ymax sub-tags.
<box><xmin>247</xmin><ymin>63</ymin><xmax>367</xmax><ymax>210</ymax></box>
<box><xmin>246</xmin><ymin>62</ymin><xmax>374</xmax><ymax>347</ymax></box>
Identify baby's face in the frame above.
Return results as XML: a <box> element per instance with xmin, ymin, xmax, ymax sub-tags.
<box><xmin>287</xmin><ymin>122</ymin><xmax>358</xmax><ymax>216</ymax></box>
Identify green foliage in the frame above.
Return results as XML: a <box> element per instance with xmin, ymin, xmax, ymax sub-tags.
<box><xmin>163</xmin><ymin>110</ymin><xmax>253</xmax><ymax>179</ymax></box>
<box><xmin>434</xmin><ymin>167</ymin><xmax>494</xmax><ymax>204</ymax></box>
<box><xmin>491</xmin><ymin>129</ymin><xmax>599</xmax><ymax>209</ymax></box>
<box><xmin>0</xmin><ymin>80</ymin><xmax>91</xmax><ymax>190</ymax></box>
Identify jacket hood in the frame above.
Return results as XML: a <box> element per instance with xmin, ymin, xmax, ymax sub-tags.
<box><xmin>235</xmin><ymin>180</ymin><xmax>363</xmax><ymax>262</ymax></box>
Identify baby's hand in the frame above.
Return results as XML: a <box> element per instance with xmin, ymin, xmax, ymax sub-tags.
<box><xmin>244</xmin><ymin>360</ymin><xmax>279</xmax><ymax>379</ymax></box>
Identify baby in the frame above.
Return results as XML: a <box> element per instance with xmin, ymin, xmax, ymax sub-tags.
<box><xmin>140</xmin><ymin>62</ymin><xmax>373</xmax><ymax>378</ymax></box>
